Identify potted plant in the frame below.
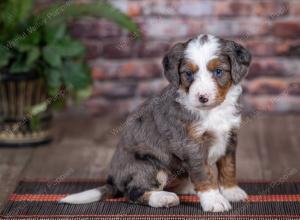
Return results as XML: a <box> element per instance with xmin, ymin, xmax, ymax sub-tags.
<box><xmin>0</xmin><ymin>0</ymin><xmax>140</xmax><ymax>147</ymax></box>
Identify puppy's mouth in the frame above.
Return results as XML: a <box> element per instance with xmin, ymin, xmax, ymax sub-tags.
<box><xmin>196</xmin><ymin>104</ymin><xmax>215</xmax><ymax>110</ymax></box>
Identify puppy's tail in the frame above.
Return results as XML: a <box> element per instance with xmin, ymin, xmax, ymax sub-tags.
<box><xmin>59</xmin><ymin>184</ymin><xmax>115</xmax><ymax>204</ymax></box>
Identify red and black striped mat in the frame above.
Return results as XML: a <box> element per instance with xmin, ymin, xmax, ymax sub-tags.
<box><xmin>1</xmin><ymin>180</ymin><xmax>300</xmax><ymax>219</ymax></box>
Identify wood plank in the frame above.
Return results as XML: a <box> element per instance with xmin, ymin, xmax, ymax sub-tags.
<box><xmin>21</xmin><ymin>114</ymin><xmax>119</xmax><ymax>179</ymax></box>
<box><xmin>0</xmin><ymin>148</ymin><xmax>33</xmax><ymax>209</ymax></box>
<box><xmin>237</xmin><ymin>115</ymin><xmax>264</xmax><ymax>180</ymax></box>
<box><xmin>256</xmin><ymin>115</ymin><xmax>300</xmax><ymax>180</ymax></box>
<box><xmin>21</xmin><ymin>141</ymin><xmax>115</xmax><ymax>179</ymax></box>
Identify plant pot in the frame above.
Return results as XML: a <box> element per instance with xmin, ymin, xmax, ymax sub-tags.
<box><xmin>0</xmin><ymin>72</ymin><xmax>52</xmax><ymax>147</ymax></box>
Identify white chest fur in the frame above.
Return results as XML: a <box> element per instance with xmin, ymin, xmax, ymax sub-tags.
<box><xmin>186</xmin><ymin>86</ymin><xmax>242</xmax><ymax>164</ymax></box>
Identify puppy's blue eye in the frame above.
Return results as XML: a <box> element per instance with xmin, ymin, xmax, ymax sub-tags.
<box><xmin>214</xmin><ymin>69</ymin><xmax>223</xmax><ymax>77</ymax></box>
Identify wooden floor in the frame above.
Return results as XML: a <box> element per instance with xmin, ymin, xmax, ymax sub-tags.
<box><xmin>0</xmin><ymin>113</ymin><xmax>300</xmax><ymax>209</ymax></box>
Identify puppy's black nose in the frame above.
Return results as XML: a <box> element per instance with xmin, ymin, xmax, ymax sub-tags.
<box><xmin>199</xmin><ymin>95</ymin><xmax>208</xmax><ymax>103</ymax></box>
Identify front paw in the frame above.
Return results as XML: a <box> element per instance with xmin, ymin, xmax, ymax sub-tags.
<box><xmin>198</xmin><ymin>189</ymin><xmax>231</xmax><ymax>212</ymax></box>
<box><xmin>148</xmin><ymin>191</ymin><xmax>180</xmax><ymax>208</ymax></box>
<box><xmin>220</xmin><ymin>186</ymin><xmax>248</xmax><ymax>202</ymax></box>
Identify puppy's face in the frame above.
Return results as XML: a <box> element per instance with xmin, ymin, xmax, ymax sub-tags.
<box><xmin>163</xmin><ymin>34</ymin><xmax>252</xmax><ymax>109</ymax></box>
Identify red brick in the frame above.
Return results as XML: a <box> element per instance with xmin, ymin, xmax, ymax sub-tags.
<box><xmin>185</xmin><ymin>19</ymin><xmax>206</xmax><ymax>37</ymax></box>
<box><xmin>214</xmin><ymin>1</ymin><xmax>252</xmax><ymax>17</ymax></box>
<box><xmin>138</xmin><ymin>0</ymin><xmax>214</xmax><ymax>17</ymax></box>
<box><xmin>242</xmin><ymin>39</ymin><xmax>276</xmax><ymax>56</ymax></box>
<box><xmin>138</xmin><ymin>40</ymin><xmax>171</xmax><ymax>57</ymax></box>
<box><xmin>70</xmin><ymin>19</ymin><xmax>123</xmax><ymax>39</ymax></box>
<box><xmin>109</xmin><ymin>0</ymin><xmax>128</xmax><ymax>14</ymax></box>
<box><xmin>288</xmin><ymin>81</ymin><xmax>300</xmax><ymax>95</ymax></box>
<box><xmin>91</xmin><ymin>59</ymin><xmax>162</xmax><ymax>80</ymax></box>
<box><xmin>141</xmin><ymin>18</ymin><xmax>189</xmax><ymax>39</ymax></box>
<box><xmin>248</xmin><ymin>58</ymin><xmax>300</xmax><ymax>79</ymax></box>
<box><xmin>242</xmin><ymin>78</ymin><xmax>300</xmax><ymax>96</ymax></box>
<box><xmin>102</xmin><ymin>38</ymin><xmax>139</xmax><ymax>59</ymax></box>
<box><xmin>273</xmin><ymin>20</ymin><xmax>300</xmax><ymax>38</ymax></box>
<box><xmin>136</xmin><ymin>79</ymin><xmax>168</xmax><ymax>96</ymax></box>
<box><xmin>128</xmin><ymin>2</ymin><xmax>142</xmax><ymax>17</ymax></box>
<box><xmin>244</xmin><ymin>78</ymin><xmax>288</xmax><ymax>95</ymax></box>
<box><xmin>85</xmin><ymin>97</ymin><xmax>145</xmax><ymax>115</ymax></box>
<box><xmin>83</xmin><ymin>36</ymin><xmax>141</xmax><ymax>59</ymax></box>
<box><xmin>82</xmin><ymin>40</ymin><xmax>103</xmax><ymax>59</ymax></box>
<box><xmin>203</xmin><ymin>19</ymin><xmax>270</xmax><ymax>37</ymax></box>
<box><xmin>92</xmin><ymin>67</ymin><xmax>106</xmax><ymax>80</ymax></box>
<box><xmin>183</xmin><ymin>18</ymin><xmax>271</xmax><ymax>38</ymax></box>
<box><xmin>242</xmin><ymin>95</ymin><xmax>300</xmax><ymax>113</ymax></box>
<box><xmin>141</xmin><ymin>0</ymin><xmax>177</xmax><ymax>16</ymax></box>
<box><xmin>177</xmin><ymin>0</ymin><xmax>213</xmax><ymax>17</ymax></box>
<box><xmin>290</xmin><ymin>0</ymin><xmax>300</xmax><ymax>15</ymax></box>
<box><xmin>275</xmin><ymin>39</ymin><xmax>300</xmax><ymax>56</ymax></box>
<box><xmin>254</xmin><ymin>1</ymin><xmax>288</xmax><ymax>18</ymax></box>
<box><xmin>240</xmin><ymin>38</ymin><xmax>300</xmax><ymax>57</ymax></box>
<box><xmin>92</xmin><ymin>81</ymin><xmax>137</xmax><ymax>98</ymax></box>
<box><xmin>185</xmin><ymin>18</ymin><xmax>271</xmax><ymax>38</ymax></box>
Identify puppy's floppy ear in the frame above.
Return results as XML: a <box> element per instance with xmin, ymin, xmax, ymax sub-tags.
<box><xmin>223</xmin><ymin>40</ymin><xmax>252</xmax><ymax>84</ymax></box>
<box><xmin>162</xmin><ymin>43</ymin><xmax>185</xmax><ymax>86</ymax></box>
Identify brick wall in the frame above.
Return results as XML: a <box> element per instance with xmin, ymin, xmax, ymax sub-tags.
<box><xmin>68</xmin><ymin>0</ymin><xmax>300</xmax><ymax>115</ymax></box>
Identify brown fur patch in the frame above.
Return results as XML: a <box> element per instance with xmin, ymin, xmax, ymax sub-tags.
<box><xmin>215</xmin><ymin>78</ymin><xmax>232</xmax><ymax>103</ymax></box>
<box><xmin>207</xmin><ymin>58</ymin><xmax>221</xmax><ymax>72</ymax></box>
<box><xmin>194</xmin><ymin>165</ymin><xmax>218</xmax><ymax>192</ymax></box>
<box><xmin>140</xmin><ymin>192</ymin><xmax>151</xmax><ymax>204</ymax></box>
<box><xmin>217</xmin><ymin>153</ymin><xmax>237</xmax><ymax>188</ymax></box>
<box><xmin>186</xmin><ymin>124</ymin><xmax>214</xmax><ymax>143</ymax></box>
<box><xmin>207</xmin><ymin>58</ymin><xmax>232</xmax><ymax>104</ymax></box>
<box><xmin>179</xmin><ymin>59</ymin><xmax>199</xmax><ymax>92</ymax></box>
<box><xmin>217</xmin><ymin>129</ymin><xmax>238</xmax><ymax>188</ymax></box>
<box><xmin>181</xmin><ymin>59</ymin><xmax>199</xmax><ymax>73</ymax></box>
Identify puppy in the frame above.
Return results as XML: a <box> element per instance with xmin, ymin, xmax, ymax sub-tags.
<box><xmin>60</xmin><ymin>34</ymin><xmax>251</xmax><ymax>212</ymax></box>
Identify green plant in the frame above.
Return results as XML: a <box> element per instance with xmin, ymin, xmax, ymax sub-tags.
<box><xmin>0</xmin><ymin>0</ymin><xmax>140</xmax><ymax>111</ymax></box>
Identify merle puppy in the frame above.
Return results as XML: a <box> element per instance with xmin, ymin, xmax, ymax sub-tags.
<box><xmin>60</xmin><ymin>34</ymin><xmax>252</xmax><ymax>212</ymax></box>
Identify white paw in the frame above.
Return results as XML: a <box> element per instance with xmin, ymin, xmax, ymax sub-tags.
<box><xmin>148</xmin><ymin>191</ymin><xmax>180</xmax><ymax>208</ymax></box>
<box><xmin>198</xmin><ymin>189</ymin><xmax>232</xmax><ymax>212</ymax></box>
<box><xmin>220</xmin><ymin>186</ymin><xmax>248</xmax><ymax>202</ymax></box>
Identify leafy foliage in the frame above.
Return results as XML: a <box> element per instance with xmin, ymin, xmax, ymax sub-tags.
<box><xmin>0</xmin><ymin>0</ymin><xmax>140</xmax><ymax>112</ymax></box>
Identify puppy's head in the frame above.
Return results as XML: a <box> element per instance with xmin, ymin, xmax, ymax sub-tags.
<box><xmin>163</xmin><ymin>34</ymin><xmax>251</xmax><ymax>109</ymax></box>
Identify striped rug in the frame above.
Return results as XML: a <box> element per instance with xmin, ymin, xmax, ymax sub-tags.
<box><xmin>1</xmin><ymin>180</ymin><xmax>300</xmax><ymax>219</ymax></box>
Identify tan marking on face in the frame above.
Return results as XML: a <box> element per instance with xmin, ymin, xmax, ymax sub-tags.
<box><xmin>217</xmin><ymin>153</ymin><xmax>237</xmax><ymax>188</ymax></box>
<box><xmin>215</xmin><ymin>78</ymin><xmax>232</xmax><ymax>103</ymax></box>
<box><xmin>180</xmin><ymin>60</ymin><xmax>199</xmax><ymax>92</ymax></box>
<box><xmin>207</xmin><ymin>58</ymin><xmax>221</xmax><ymax>72</ymax></box>
<box><xmin>207</xmin><ymin>58</ymin><xmax>232</xmax><ymax>104</ymax></box>
<box><xmin>185</xmin><ymin>60</ymin><xmax>199</xmax><ymax>73</ymax></box>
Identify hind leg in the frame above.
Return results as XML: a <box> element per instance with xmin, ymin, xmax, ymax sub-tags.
<box><xmin>124</xmin><ymin>169</ymin><xmax>180</xmax><ymax>208</ymax></box>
